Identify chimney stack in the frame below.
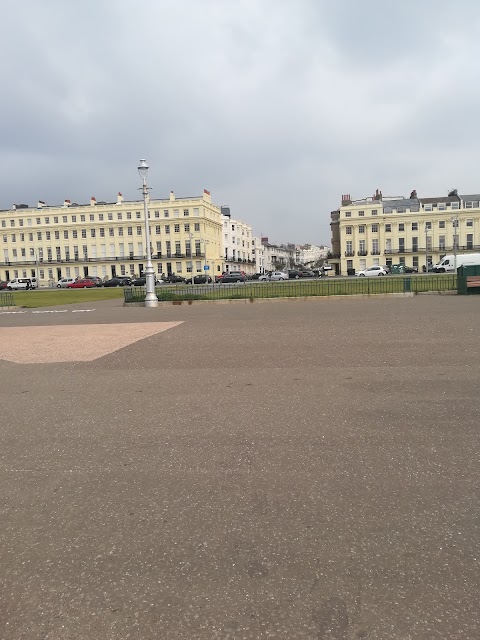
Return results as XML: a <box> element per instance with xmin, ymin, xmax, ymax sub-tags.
<box><xmin>63</xmin><ymin>199</ymin><xmax>71</xmax><ymax>207</ymax></box>
<box><xmin>169</xmin><ymin>191</ymin><xmax>175</xmax><ymax>202</ymax></box>
<box><xmin>90</xmin><ymin>196</ymin><xmax>96</xmax><ymax>206</ymax></box>
<box><xmin>341</xmin><ymin>194</ymin><xmax>352</xmax><ymax>206</ymax></box>
<box><xmin>116</xmin><ymin>192</ymin><xmax>124</xmax><ymax>204</ymax></box>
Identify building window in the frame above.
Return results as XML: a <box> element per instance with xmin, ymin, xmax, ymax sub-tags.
<box><xmin>397</xmin><ymin>207</ymin><xmax>405</xmax><ymax>214</ymax></box>
<box><xmin>193</xmin><ymin>208</ymin><xmax>199</xmax><ymax>217</ymax></box>
<box><xmin>136</xmin><ymin>226</ymin><xmax>142</xmax><ymax>236</ymax></box>
<box><xmin>372</xmin><ymin>239</ymin><xmax>379</xmax><ymax>255</ymax></box>
<box><xmin>108</xmin><ymin>213</ymin><xmax>113</xmax><ymax>221</ymax></box>
<box><xmin>371</xmin><ymin>224</ymin><xmax>379</xmax><ymax>233</ymax></box>
<box><xmin>176</xmin><ymin>262</ymin><xmax>182</xmax><ymax>272</ymax></box>
<box><xmin>398</xmin><ymin>238</ymin><xmax>405</xmax><ymax>252</ymax></box>
<box><xmin>451</xmin><ymin>202</ymin><xmax>459</xmax><ymax>210</ymax></box>
<box><xmin>411</xmin><ymin>222</ymin><xmax>418</xmax><ymax>231</ymax></box>
<box><xmin>45</xmin><ymin>217</ymin><xmax>50</xmax><ymax>224</ymax></box>
<box><xmin>438</xmin><ymin>235</ymin><xmax>446</xmax><ymax>250</ymax></box>
<box><xmin>118</xmin><ymin>212</ymin><xmax>123</xmax><ymax>220</ymax></box>
<box><xmin>109</xmin><ymin>228</ymin><xmax>114</xmax><ymax>237</ymax></box>
<box><xmin>359</xmin><ymin>240</ymin><xmax>366</xmax><ymax>255</ymax></box>
<box><xmin>127</xmin><ymin>212</ymin><xmax>132</xmax><ymax>220</ymax></box>
<box><xmin>358</xmin><ymin>211</ymin><xmax>365</xmax><ymax>217</ymax></box>
<box><xmin>89</xmin><ymin>214</ymin><xmax>94</xmax><ymax>222</ymax></box>
<box><xmin>371</xmin><ymin>209</ymin><xmax>378</xmax><ymax>216</ymax></box>
<box><xmin>438</xmin><ymin>203</ymin><xmax>446</xmax><ymax>211</ymax></box>
<box><xmin>165</xmin><ymin>225</ymin><xmax>170</xmax><ymax>234</ymax></box>
<box><xmin>174</xmin><ymin>209</ymin><xmax>179</xmax><ymax>218</ymax></box>
<box><xmin>412</xmin><ymin>237</ymin><xmax>418</xmax><ymax>252</ymax></box>
<box><xmin>71</xmin><ymin>215</ymin><xmax>76</xmax><ymax>222</ymax></box>
<box><xmin>174</xmin><ymin>224</ymin><xmax>180</xmax><ymax>233</ymax></box>
<box><xmin>183</xmin><ymin>209</ymin><xmax>189</xmax><ymax>216</ymax></box>
<box><xmin>424</xmin><ymin>204</ymin><xmax>432</xmax><ymax>211</ymax></box>
<box><xmin>425</xmin><ymin>221</ymin><xmax>432</xmax><ymax>230</ymax></box>
<box><xmin>36</xmin><ymin>218</ymin><xmax>41</xmax><ymax>225</ymax></box>
<box><xmin>99</xmin><ymin>214</ymin><xmax>104</xmax><ymax>221</ymax></box>
<box><xmin>64</xmin><ymin>230</ymin><xmax>68</xmax><ymax>239</ymax></box>
<box><xmin>194</xmin><ymin>223</ymin><xmax>200</xmax><ymax>232</ymax></box>
<box><xmin>359</xmin><ymin>225</ymin><xmax>365</xmax><ymax>234</ymax></box>
<box><xmin>164</xmin><ymin>210</ymin><xmax>169</xmax><ymax>218</ymax></box>
<box><xmin>54</xmin><ymin>231</ymin><xmax>60</xmax><ymax>240</ymax></box>
<box><xmin>347</xmin><ymin>259</ymin><xmax>353</xmax><ymax>270</ymax></box>
<box><xmin>466</xmin><ymin>219</ymin><xmax>473</xmax><ymax>227</ymax></box>
<box><xmin>100</xmin><ymin>228</ymin><xmax>105</xmax><ymax>238</ymax></box>
<box><xmin>413</xmin><ymin>256</ymin><xmax>419</xmax><ymax>269</ymax></box>
<box><xmin>119</xmin><ymin>228</ymin><xmax>124</xmax><ymax>237</ymax></box>
<box><xmin>127</xmin><ymin>227</ymin><xmax>133</xmax><ymax>236</ymax></box>
<box><xmin>184</xmin><ymin>223</ymin><xmax>190</xmax><ymax>232</ymax></box>
<box><xmin>465</xmin><ymin>202</ymin><xmax>473</xmax><ymax>209</ymax></box>
<box><xmin>346</xmin><ymin>226</ymin><xmax>352</xmax><ymax>235</ymax></box>
<box><xmin>37</xmin><ymin>232</ymin><xmax>42</xmax><ymax>240</ymax></box>
<box><xmin>62</xmin><ymin>216</ymin><xmax>67</xmax><ymax>223</ymax></box>
<box><xmin>91</xmin><ymin>229</ymin><xmax>96</xmax><ymax>238</ymax></box>
<box><xmin>72</xmin><ymin>230</ymin><xmax>77</xmax><ymax>239</ymax></box>
<box><xmin>467</xmin><ymin>233</ymin><xmax>474</xmax><ymax>249</ymax></box>
<box><xmin>136</xmin><ymin>212</ymin><xmax>141</xmax><ymax>219</ymax></box>
<box><xmin>398</xmin><ymin>223</ymin><xmax>405</xmax><ymax>232</ymax></box>
<box><xmin>155</xmin><ymin>225</ymin><xmax>161</xmax><ymax>234</ymax></box>
<box><xmin>439</xmin><ymin>220</ymin><xmax>445</xmax><ymax>229</ymax></box>
<box><xmin>53</xmin><ymin>217</ymin><xmax>58</xmax><ymax>223</ymax></box>
<box><xmin>46</xmin><ymin>231</ymin><xmax>51</xmax><ymax>240</ymax></box>
<box><xmin>385</xmin><ymin>224</ymin><xmax>392</xmax><ymax>232</ymax></box>
<box><xmin>345</xmin><ymin>211</ymin><xmax>351</xmax><ymax>217</ymax></box>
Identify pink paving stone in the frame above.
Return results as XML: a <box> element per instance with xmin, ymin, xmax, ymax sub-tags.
<box><xmin>0</xmin><ymin>322</ymin><xmax>183</xmax><ymax>364</ymax></box>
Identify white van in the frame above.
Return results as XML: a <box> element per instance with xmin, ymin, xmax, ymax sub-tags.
<box><xmin>57</xmin><ymin>277</ymin><xmax>76</xmax><ymax>288</ymax></box>
<box><xmin>433</xmin><ymin>253</ymin><xmax>480</xmax><ymax>273</ymax></box>
<box><xmin>7</xmin><ymin>278</ymin><xmax>36</xmax><ymax>290</ymax></box>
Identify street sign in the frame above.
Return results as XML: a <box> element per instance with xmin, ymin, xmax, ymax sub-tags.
<box><xmin>204</xmin><ymin>265</ymin><xmax>210</xmax><ymax>270</ymax></box>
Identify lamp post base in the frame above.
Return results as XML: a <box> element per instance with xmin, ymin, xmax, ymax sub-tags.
<box><xmin>144</xmin><ymin>295</ymin><xmax>159</xmax><ymax>308</ymax></box>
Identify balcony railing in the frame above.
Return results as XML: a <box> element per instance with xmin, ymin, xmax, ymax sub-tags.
<box><xmin>345</xmin><ymin>251</ymin><xmax>355</xmax><ymax>257</ymax></box>
<box><xmin>357</xmin><ymin>250</ymin><xmax>368</xmax><ymax>256</ymax></box>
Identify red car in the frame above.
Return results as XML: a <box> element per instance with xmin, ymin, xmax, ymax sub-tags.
<box><xmin>0</xmin><ymin>281</ymin><xmax>8</xmax><ymax>290</ymax></box>
<box><xmin>66</xmin><ymin>278</ymin><xmax>96</xmax><ymax>289</ymax></box>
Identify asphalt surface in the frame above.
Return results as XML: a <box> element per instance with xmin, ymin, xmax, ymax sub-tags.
<box><xmin>0</xmin><ymin>295</ymin><xmax>479</xmax><ymax>639</ymax></box>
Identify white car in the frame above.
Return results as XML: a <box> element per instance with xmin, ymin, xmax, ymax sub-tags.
<box><xmin>57</xmin><ymin>277</ymin><xmax>77</xmax><ymax>288</ymax></box>
<box><xmin>356</xmin><ymin>266</ymin><xmax>388</xmax><ymax>277</ymax></box>
<box><xmin>270</xmin><ymin>271</ymin><xmax>288</xmax><ymax>281</ymax></box>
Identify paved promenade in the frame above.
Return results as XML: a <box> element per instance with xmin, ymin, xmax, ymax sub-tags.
<box><xmin>1</xmin><ymin>295</ymin><xmax>479</xmax><ymax>639</ymax></box>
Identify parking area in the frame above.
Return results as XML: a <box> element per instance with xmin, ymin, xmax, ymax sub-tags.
<box><xmin>1</xmin><ymin>295</ymin><xmax>479</xmax><ymax>639</ymax></box>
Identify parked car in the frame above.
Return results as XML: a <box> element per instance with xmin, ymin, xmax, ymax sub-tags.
<box><xmin>390</xmin><ymin>264</ymin><xmax>418</xmax><ymax>274</ymax></box>
<box><xmin>249</xmin><ymin>273</ymin><xmax>262</xmax><ymax>280</ymax></box>
<box><xmin>299</xmin><ymin>270</ymin><xmax>315</xmax><ymax>278</ymax></box>
<box><xmin>86</xmin><ymin>276</ymin><xmax>103</xmax><ymax>287</ymax></box>
<box><xmin>131</xmin><ymin>277</ymin><xmax>146</xmax><ymax>286</ymax></box>
<box><xmin>0</xmin><ymin>280</ymin><xmax>8</xmax><ymax>290</ymax></box>
<box><xmin>288</xmin><ymin>270</ymin><xmax>302</xmax><ymax>279</ymax></box>
<box><xmin>221</xmin><ymin>271</ymin><xmax>246</xmax><ymax>283</ymax></box>
<box><xmin>66</xmin><ymin>278</ymin><xmax>97</xmax><ymax>288</ymax></box>
<box><xmin>57</xmin><ymin>277</ymin><xmax>77</xmax><ymax>288</ymax></box>
<box><xmin>103</xmin><ymin>277</ymin><xmax>131</xmax><ymax>287</ymax></box>
<box><xmin>163</xmin><ymin>274</ymin><xmax>186</xmax><ymax>283</ymax></box>
<box><xmin>185</xmin><ymin>275</ymin><xmax>212</xmax><ymax>284</ymax></box>
<box><xmin>356</xmin><ymin>266</ymin><xmax>388</xmax><ymax>277</ymax></box>
<box><xmin>7</xmin><ymin>278</ymin><xmax>36</xmax><ymax>290</ymax></box>
<box><xmin>270</xmin><ymin>271</ymin><xmax>289</xmax><ymax>281</ymax></box>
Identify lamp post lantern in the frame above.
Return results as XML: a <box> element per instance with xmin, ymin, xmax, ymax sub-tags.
<box><xmin>138</xmin><ymin>159</ymin><xmax>158</xmax><ymax>307</ymax></box>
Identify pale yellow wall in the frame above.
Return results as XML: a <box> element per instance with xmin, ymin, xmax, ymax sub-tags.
<box><xmin>337</xmin><ymin>199</ymin><xmax>477</xmax><ymax>274</ymax></box>
<box><xmin>0</xmin><ymin>192</ymin><xmax>224</xmax><ymax>283</ymax></box>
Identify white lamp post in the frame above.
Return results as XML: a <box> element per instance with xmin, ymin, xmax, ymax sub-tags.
<box><xmin>451</xmin><ymin>216</ymin><xmax>459</xmax><ymax>273</ymax></box>
<box><xmin>138</xmin><ymin>159</ymin><xmax>158</xmax><ymax>307</ymax></box>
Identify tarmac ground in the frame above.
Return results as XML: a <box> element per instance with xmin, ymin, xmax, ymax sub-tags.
<box><xmin>0</xmin><ymin>295</ymin><xmax>479</xmax><ymax>639</ymax></box>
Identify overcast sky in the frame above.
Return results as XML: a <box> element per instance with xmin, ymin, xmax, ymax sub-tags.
<box><xmin>1</xmin><ymin>0</ymin><xmax>480</xmax><ymax>244</ymax></box>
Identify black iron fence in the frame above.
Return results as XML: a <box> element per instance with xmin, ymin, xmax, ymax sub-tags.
<box><xmin>124</xmin><ymin>274</ymin><xmax>457</xmax><ymax>303</ymax></box>
<box><xmin>0</xmin><ymin>291</ymin><xmax>15</xmax><ymax>307</ymax></box>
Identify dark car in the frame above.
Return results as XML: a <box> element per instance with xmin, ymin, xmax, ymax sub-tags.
<box><xmin>131</xmin><ymin>277</ymin><xmax>146</xmax><ymax>286</ymax></box>
<box><xmin>221</xmin><ymin>271</ymin><xmax>246</xmax><ymax>283</ymax></box>
<box><xmin>299</xmin><ymin>270</ymin><xmax>315</xmax><ymax>278</ymax></box>
<box><xmin>163</xmin><ymin>274</ymin><xmax>186</xmax><ymax>283</ymax></box>
<box><xmin>288</xmin><ymin>270</ymin><xmax>302</xmax><ymax>279</ymax></box>
<box><xmin>86</xmin><ymin>276</ymin><xmax>103</xmax><ymax>287</ymax></box>
<box><xmin>185</xmin><ymin>275</ymin><xmax>212</xmax><ymax>284</ymax></box>
<box><xmin>103</xmin><ymin>277</ymin><xmax>131</xmax><ymax>287</ymax></box>
<box><xmin>0</xmin><ymin>280</ymin><xmax>8</xmax><ymax>290</ymax></box>
<box><xmin>249</xmin><ymin>273</ymin><xmax>262</xmax><ymax>280</ymax></box>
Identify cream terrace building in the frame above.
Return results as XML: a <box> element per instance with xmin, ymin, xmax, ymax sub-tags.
<box><xmin>330</xmin><ymin>189</ymin><xmax>480</xmax><ymax>275</ymax></box>
<box><xmin>220</xmin><ymin>207</ymin><xmax>255</xmax><ymax>274</ymax></box>
<box><xmin>0</xmin><ymin>190</ymin><xmax>224</xmax><ymax>284</ymax></box>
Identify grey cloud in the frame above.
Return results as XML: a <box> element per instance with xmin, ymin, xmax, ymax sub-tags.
<box><xmin>2</xmin><ymin>0</ymin><xmax>480</xmax><ymax>242</ymax></box>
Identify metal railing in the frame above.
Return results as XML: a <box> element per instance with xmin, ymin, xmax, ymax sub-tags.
<box><xmin>124</xmin><ymin>274</ymin><xmax>457</xmax><ymax>303</ymax></box>
<box><xmin>0</xmin><ymin>291</ymin><xmax>15</xmax><ymax>307</ymax></box>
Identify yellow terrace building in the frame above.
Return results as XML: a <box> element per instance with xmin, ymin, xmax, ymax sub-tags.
<box><xmin>0</xmin><ymin>189</ymin><xmax>223</xmax><ymax>285</ymax></box>
<box><xmin>330</xmin><ymin>189</ymin><xmax>480</xmax><ymax>275</ymax></box>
